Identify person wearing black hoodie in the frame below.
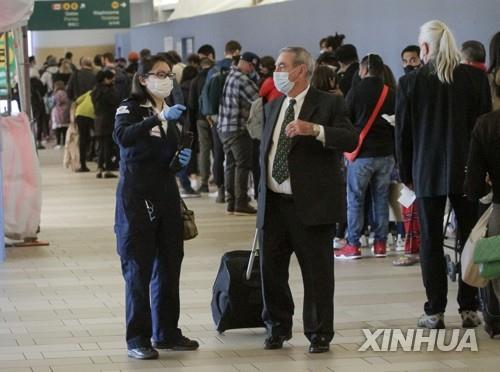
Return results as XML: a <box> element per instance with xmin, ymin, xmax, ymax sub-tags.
<box><xmin>335</xmin><ymin>54</ymin><xmax>396</xmax><ymax>261</ymax></box>
<box><xmin>91</xmin><ymin>69</ymin><xmax>120</xmax><ymax>178</ymax></box>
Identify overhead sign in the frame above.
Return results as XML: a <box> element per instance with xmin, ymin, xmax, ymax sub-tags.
<box><xmin>0</xmin><ymin>33</ymin><xmax>16</xmax><ymax>97</ymax></box>
<box><xmin>27</xmin><ymin>1</ymin><xmax>130</xmax><ymax>30</ymax></box>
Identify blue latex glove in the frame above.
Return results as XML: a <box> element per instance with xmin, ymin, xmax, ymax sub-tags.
<box><xmin>159</xmin><ymin>104</ymin><xmax>186</xmax><ymax>121</ymax></box>
<box><xmin>178</xmin><ymin>148</ymin><xmax>192</xmax><ymax>167</ymax></box>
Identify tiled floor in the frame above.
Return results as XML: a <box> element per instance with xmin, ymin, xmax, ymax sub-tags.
<box><xmin>1</xmin><ymin>149</ymin><xmax>499</xmax><ymax>372</ymax></box>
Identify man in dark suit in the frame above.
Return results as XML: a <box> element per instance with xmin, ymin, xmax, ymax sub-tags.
<box><xmin>257</xmin><ymin>46</ymin><xmax>357</xmax><ymax>354</ymax></box>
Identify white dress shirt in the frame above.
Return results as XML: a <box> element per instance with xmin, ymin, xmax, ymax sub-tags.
<box><xmin>267</xmin><ymin>85</ymin><xmax>325</xmax><ymax>194</ymax></box>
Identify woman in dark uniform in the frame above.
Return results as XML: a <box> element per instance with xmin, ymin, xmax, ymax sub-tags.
<box><xmin>113</xmin><ymin>55</ymin><xmax>197</xmax><ymax>360</ymax></box>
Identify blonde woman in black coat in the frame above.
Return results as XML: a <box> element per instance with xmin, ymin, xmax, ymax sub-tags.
<box><xmin>396</xmin><ymin>20</ymin><xmax>491</xmax><ymax>330</ymax></box>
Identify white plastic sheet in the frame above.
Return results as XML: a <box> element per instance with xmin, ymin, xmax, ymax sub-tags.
<box><xmin>0</xmin><ymin>0</ymin><xmax>34</xmax><ymax>33</ymax></box>
<box><xmin>1</xmin><ymin>113</ymin><xmax>42</xmax><ymax>240</ymax></box>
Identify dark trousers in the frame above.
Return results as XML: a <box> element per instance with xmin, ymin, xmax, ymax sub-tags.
<box><xmin>55</xmin><ymin>127</ymin><xmax>68</xmax><ymax>146</ymax></box>
<box><xmin>97</xmin><ymin>135</ymin><xmax>113</xmax><ymax>171</ymax></box>
<box><xmin>197</xmin><ymin>120</ymin><xmax>212</xmax><ymax>186</ymax></box>
<box><xmin>260</xmin><ymin>191</ymin><xmax>335</xmax><ymax>342</ymax></box>
<box><xmin>417</xmin><ymin>195</ymin><xmax>479</xmax><ymax>315</ymax></box>
<box><xmin>219</xmin><ymin>130</ymin><xmax>253</xmax><ymax>206</ymax></box>
<box><xmin>115</xmin><ymin>180</ymin><xmax>184</xmax><ymax>348</ymax></box>
<box><xmin>34</xmin><ymin>110</ymin><xmax>45</xmax><ymax>143</ymax></box>
<box><xmin>76</xmin><ymin>116</ymin><xmax>93</xmax><ymax>168</ymax></box>
<box><xmin>211</xmin><ymin>125</ymin><xmax>225</xmax><ymax>188</ymax></box>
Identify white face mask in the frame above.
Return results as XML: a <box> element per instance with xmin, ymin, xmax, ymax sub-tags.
<box><xmin>146</xmin><ymin>76</ymin><xmax>174</xmax><ymax>98</ymax></box>
<box><xmin>273</xmin><ymin>71</ymin><xmax>295</xmax><ymax>95</ymax></box>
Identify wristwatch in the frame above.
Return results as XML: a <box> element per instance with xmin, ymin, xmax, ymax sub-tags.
<box><xmin>312</xmin><ymin>124</ymin><xmax>321</xmax><ymax>137</ymax></box>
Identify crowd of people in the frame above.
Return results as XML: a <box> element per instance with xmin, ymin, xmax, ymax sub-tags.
<box><xmin>25</xmin><ymin>20</ymin><xmax>500</xmax><ymax>358</ymax></box>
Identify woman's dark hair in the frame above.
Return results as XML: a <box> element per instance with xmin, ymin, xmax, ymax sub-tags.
<box><xmin>130</xmin><ymin>54</ymin><xmax>170</xmax><ymax>104</ymax></box>
<box><xmin>187</xmin><ymin>53</ymin><xmax>201</xmax><ymax>66</ymax></box>
<box><xmin>323</xmin><ymin>33</ymin><xmax>345</xmax><ymax>51</ymax></box>
<box><xmin>260</xmin><ymin>56</ymin><xmax>276</xmax><ymax>73</ymax></box>
<box><xmin>311</xmin><ymin>65</ymin><xmax>337</xmax><ymax>92</ymax></box>
<box><xmin>489</xmin><ymin>31</ymin><xmax>500</xmax><ymax>73</ymax></box>
<box><xmin>181</xmin><ymin>65</ymin><xmax>198</xmax><ymax>83</ymax></box>
<box><xmin>167</xmin><ymin>50</ymin><xmax>182</xmax><ymax>64</ymax></box>
<box><xmin>96</xmin><ymin>69</ymin><xmax>115</xmax><ymax>83</ymax></box>
<box><xmin>383</xmin><ymin>65</ymin><xmax>397</xmax><ymax>90</ymax></box>
<box><xmin>360</xmin><ymin>54</ymin><xmax>385</xmax><ymax>78</ymax></box>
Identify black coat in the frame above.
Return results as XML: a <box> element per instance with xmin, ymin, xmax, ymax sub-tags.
<box><xmin>465</xmin><ymin>109</ymin><xmax>500</xmax><ymax>203</ymax></box>
<box><xmin>92</xmin><ymin>83</ymin><xmax>120</xmax><ymax>136</ymax></box>
<box><xmin>395</xmin><ymin>63</ymin><xmax>492</xmax><ymax>198</ymax></box>
<box><xmin>66</xmin><ymin>68</ymin><xmax>96</xmax><ymax>100</ymax></box>
<box><xmin>257</xmin><ymin>87</ymin><xmax>358</xmax><ymax>228</ymax></box>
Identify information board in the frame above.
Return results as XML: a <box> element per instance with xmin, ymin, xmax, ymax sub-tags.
<box><xmin>28</xmin><ymin>0</ymin><xmax>131</xmax><ymax>30</ymax></box>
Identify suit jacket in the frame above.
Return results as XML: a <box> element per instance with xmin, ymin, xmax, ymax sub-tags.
<box><xmin>396</xmin><ymin>63</ymin><xmax>491</xmax><ymax>198</ymax></box>
<box><xmin>256</xmin><ymin>86</ymin><xmax>358</xmax><ymax>228</ymax></box>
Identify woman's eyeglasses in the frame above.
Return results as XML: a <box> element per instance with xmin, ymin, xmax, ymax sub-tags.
<box><xmin>146</xmin><ymin>72</ymin><xmax>176</xmax><ymax>80</ymax></box>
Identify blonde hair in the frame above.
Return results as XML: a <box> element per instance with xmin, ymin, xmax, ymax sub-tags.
<box><xmin>419</xmin><ymin>20</ymin><xmax>461</xmax><ymax>84</ymax></box>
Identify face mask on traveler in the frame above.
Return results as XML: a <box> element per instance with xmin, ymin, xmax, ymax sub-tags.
<box><xmin>146</xmin><ymin>76</ymin><xmax>174</xmax><ymax>98</ymax></box>
<box><xmin>273</xmin><ymin>71</ymin><xmax>295</xmax><ymax>94</ymax></box>
<box><xmin>404</xmin><ymin>65</ymin><xmax>418</xmax><ymax>74</ymax></box>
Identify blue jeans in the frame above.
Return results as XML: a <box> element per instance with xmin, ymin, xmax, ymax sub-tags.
<box><xmin>346</xmin><ymin>156</ymin><xmax>395</xmax><ymax>247</ymax></box>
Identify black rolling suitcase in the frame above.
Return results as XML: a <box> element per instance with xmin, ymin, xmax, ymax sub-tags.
<box><xmin>480</xmin><ymin>280</ymin><xmax>500</xmax><ymax>338</ymax></box>
<box><xmin>211</xmin><ymin>229</ymin><xmax>265</xmax><ymax>333</ymax></box>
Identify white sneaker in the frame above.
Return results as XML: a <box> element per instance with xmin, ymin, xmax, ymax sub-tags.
<box><xmin>359</xmin><ymin>235</ymin><xmax>369</xmax><ymax>248</ymax></box>
<box><xmin>333</xmin><ymin>238</ymin><xmax>346</xmax><ymax>249</ymax></box>
<box><xmin>461</xmin><ymin>311</ymin><xmax>482</xmax><ymax>328</ymax></box>
<box><xmin>417</xmin><ymin>313</ymin><xmax>445</xmax><ymax>329</ymax></box>
<box><xmin>387</xmin><ymin>233</ymin><xmax>395</xmax><ymax>248</ymax></box>
<box><xmin>396</xmin><ymin>234</ymin><xmax>405</xmax><ymax>251</ymax></box>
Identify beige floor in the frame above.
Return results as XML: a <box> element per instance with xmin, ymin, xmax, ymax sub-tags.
<box><xmin>1</xmin><ymin>149</ymin><xmax>500</xmax><ymax>372</ymax></box>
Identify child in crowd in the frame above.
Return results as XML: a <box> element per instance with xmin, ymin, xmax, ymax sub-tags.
<box><xmin>51</xmin><ymin>80</ymin><xmax>71</xmax><ymax>148</ymax></box>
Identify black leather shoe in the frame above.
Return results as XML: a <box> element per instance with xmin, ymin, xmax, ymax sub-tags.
<box><xmin>264</xmin><ymin>333</ymin><xmax>292</xmax><ymax>350</ymax></box>
<box><xmin>127</xmin><ymin>347</ymin><xmax>159</xmax><ymax>359</ymax></box>
<box><xmin>152</xmin><ymin>336</ymin><xmax>199</xmax><ymax>351</ymax></box>
<box><xmin>309</xmin><ymin>338</ymin><xmax>330</xmax><ymax>353</ymax></box>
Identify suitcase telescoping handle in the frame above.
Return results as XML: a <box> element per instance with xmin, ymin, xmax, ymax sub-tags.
<box><xmin>245</xmin><ymin>229</ymin><xmax>259</xmax><ymax>280</ymax></box>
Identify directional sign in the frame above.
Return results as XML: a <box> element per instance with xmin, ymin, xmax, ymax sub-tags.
<box><xmin>28</xmin><ymin>1</ymin><xmax>131</xmax><ymax>30</ymax></box>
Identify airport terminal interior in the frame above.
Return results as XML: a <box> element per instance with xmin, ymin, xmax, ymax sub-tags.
<box><xmin>1</xmin><ymin>0</ymin><xmax>500</xmax><ymax>371</ymax></box>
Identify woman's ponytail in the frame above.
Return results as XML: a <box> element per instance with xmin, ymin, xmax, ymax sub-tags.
<box><xmin>435</xmin><ymin>26</ymin><xmax>461</xmax><ymax>84</ymax></box>
<box><xmin>419</xmin><ymin>20</ymin><xmax>461</xmax><ymax>84</ymax></box>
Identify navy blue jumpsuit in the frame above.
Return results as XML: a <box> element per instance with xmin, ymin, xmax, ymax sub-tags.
<box><xmin>113</xmin><ymin>98</ymin><xmax>183</xmax><ymax>349</ymax></box>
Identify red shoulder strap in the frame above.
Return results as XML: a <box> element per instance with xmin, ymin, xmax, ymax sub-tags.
<box><xmin>344</xmin><ymin>85</ymin><xmax>389</xmax><ymax>162</ymax></box>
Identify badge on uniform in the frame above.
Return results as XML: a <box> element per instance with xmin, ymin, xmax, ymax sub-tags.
<box><xmin>116</xmin><ymin>106</ymin><xmax>130</xmax><ymax>116</ymax></box>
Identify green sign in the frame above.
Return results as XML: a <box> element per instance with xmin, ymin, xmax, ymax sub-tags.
<box><xmin>28</xmin><ymin>0</ymin><xmax>130</xmax><ymax>30</ymax></box>
<box><xmin>0</xmin><ymin>33</ymin><xmax>16</xmax><ymax>97</ymax></box>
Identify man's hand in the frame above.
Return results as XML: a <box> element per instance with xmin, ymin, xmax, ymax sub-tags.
<box><xmin>285</xmin><ymin>119</ymin><xmax>319</xmax><ymax>138</ymax></box>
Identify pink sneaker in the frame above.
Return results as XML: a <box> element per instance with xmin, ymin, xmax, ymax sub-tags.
<box><xmin>335</xmin><ymin>244</ymin><xmax>362</xmax><ymax>260</ymax></box>
<box><xmin>373</xmin><ymin>241</ymin><xmax>387</xmax><ymax>257</ymax></box>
